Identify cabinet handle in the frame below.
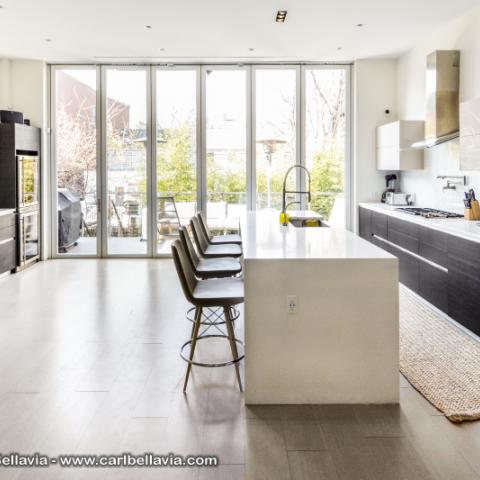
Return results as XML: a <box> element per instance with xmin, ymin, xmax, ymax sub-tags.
<box><xmin>372</xmin><ymin>234</ymin><xmax>448</xmax><ymax>273</ymax></box>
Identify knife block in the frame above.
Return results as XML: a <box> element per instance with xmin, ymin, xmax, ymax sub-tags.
<box><xmin>465</xmin><ymin>200</ymin><xmax>480</xmax><ymax>220</ymax></box>
<box><xmin>472</xmin><ymin>200</ymin><xmax>480</xmax><ymax>220</ymax></box>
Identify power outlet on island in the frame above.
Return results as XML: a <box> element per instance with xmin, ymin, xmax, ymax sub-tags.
<box><xmin>287</xmin><ymin>295</ymin><xmax>298</xmax><ymax>314</ymax></box>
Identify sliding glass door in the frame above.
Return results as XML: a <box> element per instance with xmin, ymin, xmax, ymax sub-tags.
<box><xmin>203</xmin><ymin>67</ymin><xmax>248</xmax><ymax>233</ymax></box>
<box><xmin>254</xmin><ymin>67</ymin><xmax>299</xmax><ymax>210</ymax></box>
<box><xmin>104</xmin><ymin>68</ymin><xmax>149</xmax><ymax>255</ymax></box>
<box><xmin>52</xmin><ymin>67</ymin><xmax>99</xmax><ymax>256</ymax></box>
<box><xmin>304</xmin><ymin>67</ymin><xmax>348</xmax><ymax>227</ymax></box>
<box><xmin>50</xmin><ymin>64</ymin><xmax>350</xmax><ymax>257</ymax></box>
<box><xmin>155</xmin><ymin>68</ymin><xmax>198</xmax><ymax>254</ymax></box>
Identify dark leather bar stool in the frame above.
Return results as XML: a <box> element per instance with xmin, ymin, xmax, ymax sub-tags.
<box><xmin>171</xmin><ymin>239</ymin><xmax>244</xmax><ymax>392</ymax></box>
<box><xmin>179</xmin><ymin>226</ymin><xmax>241</xmax><ymax>279</ymax></box>
<box><xmin>179</xmin><ymin>225</ymin><xmax>241</xmax><ymax>343</ymax></box>
<box><xmin>197</xmin><ymin>212</ymin><xmax>242</xmax><ymax>245</ymax></box>
<box><xmin>190</xmin><ymin>217</ymin><xmax>242</xmax><ymax>258</ymax></box>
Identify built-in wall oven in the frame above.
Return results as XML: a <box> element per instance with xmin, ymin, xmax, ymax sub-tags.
<box><xmin>17</xmin><ymin>207</ymin><xmax>40</xmax><ymax>269</ymax></box>
<box><xmin>17</xmin><ymin>155</ymin><xmax>40</xmax><ymax>208</ymax></box>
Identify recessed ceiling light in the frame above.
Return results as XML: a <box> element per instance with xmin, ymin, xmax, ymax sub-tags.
<box><xmin>356</xmin><ymin>23</ymin><xmax>364</xmax><ymax>27</ymax></box>
<box><xmin>276</xmin><ymin>10</ymin><xmax>287</xmax><ymax>22</ymax></box>
<box><xmin>145</xmin><ymin>25</ymin><xmax>152</xmax><ymax>29</ymax></box>
<box><xmin>45</xmin><ymin>38</ymin><xmax>52</xmax><ymax>43</ymax></box>
<box><xmin>337</xmin><ymin>47</ymin><xmax>343</xmax><ymax>51</ymax></box>
<box><xmin>160</xmin><ymin>47</ymin><xmax>165</xmax><ymax>51</ymax></box>
<box><xmin>248</xmin><ymin>47</ymin><xmax>255</xmax><ymax>51</ymax></box>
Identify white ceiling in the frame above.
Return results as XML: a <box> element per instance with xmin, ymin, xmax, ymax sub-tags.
<box><xmin>0</xmin><ymin>0</ymin><xmax>478</xmax><ymax>63</ymax></box>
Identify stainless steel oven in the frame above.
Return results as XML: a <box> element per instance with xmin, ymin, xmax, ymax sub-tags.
<box><xmin>17</xmin><ymin>155</ymin><xmax>40</xmax><ymax>208</ymax></box>
<box><xmin>18</xmin><ymin>208</ymin><xmax>40</xmax><ymax>269</ymax></box>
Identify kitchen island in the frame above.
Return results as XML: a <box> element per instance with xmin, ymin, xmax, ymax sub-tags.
<box><xmin>241</xmin><ymin>210</ymin><xmax>399</xmax><ymax>404</ymax></box>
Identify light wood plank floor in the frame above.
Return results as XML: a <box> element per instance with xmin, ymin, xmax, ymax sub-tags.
<box><xmin>0</xmin><ymin>259</ymin><xmax>479</xmax><ymax>480</ymax></box>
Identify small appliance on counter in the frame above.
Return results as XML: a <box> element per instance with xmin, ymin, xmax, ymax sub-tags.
<box><xmin>381</xmin><ymin>174</ymin><xmax>398</xmax><ymax>203</ymax></box>
<box><xmin>385</xmin><ymin>192</ymin><xmax>411</xmax><ymax>206</ymax></box>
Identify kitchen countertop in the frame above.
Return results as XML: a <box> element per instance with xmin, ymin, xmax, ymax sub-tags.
<box><xmin>360</xmin><ymin>202</ymin><xmax>480</xmax><ymax>243</ymax></box>
<box><xmin>0</xmin><ymin>209</ymin><xmax>15</xmax><ymax>217</ymax></box>
<box><xmin>240</xmin><ymin>210</ymin><xmax>394</xmax><ymax>260</ymax></box>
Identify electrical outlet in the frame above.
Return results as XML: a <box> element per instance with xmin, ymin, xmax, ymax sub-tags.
<box><xmin>287</xmin><ymin>295</ymin><xmax>297</xmax><ymax>314</ymax></box>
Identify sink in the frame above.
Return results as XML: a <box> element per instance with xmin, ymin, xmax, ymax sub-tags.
<box><xmin>289</xmin><ymin>217</ymin><xmax>328</xmax><ymax>228</ymax></box>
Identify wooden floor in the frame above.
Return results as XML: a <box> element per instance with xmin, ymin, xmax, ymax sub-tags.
<box><xmin>0</xmin><ymin>259</ymin><xmax>479</xmax><ymax>480</ymax></box>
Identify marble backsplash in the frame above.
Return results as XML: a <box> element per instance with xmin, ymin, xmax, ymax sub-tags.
<box><xmin>399</xmin><ymin>138</ymin><xmax>480</xmax><ymax>213</ymax></box>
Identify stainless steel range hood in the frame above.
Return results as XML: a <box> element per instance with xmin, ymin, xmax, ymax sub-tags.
<box><xmin>412</xmin><ymin>50</ymin><xmax>460</xmax><ymax>149</ymax></box>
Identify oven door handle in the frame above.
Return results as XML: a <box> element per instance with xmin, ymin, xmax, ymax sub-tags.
<box><xmin>22</xmin><ymin>216</ymin><xmax>26</xmax><ymax>263</ymax></box>
<box><xmin>17</xmin><ymin>157</ymin><xmax>24</xmax><ymax>207</ymax></box>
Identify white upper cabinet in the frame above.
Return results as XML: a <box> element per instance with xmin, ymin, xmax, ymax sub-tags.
<box><xmin>376</xmin><ymin>120</ymin><xmax>424</xmax><ymax>171</ymax></box>
<box><xmin>460</xmin><ymin>98</ymin><xmax>480</xmax><ymax>171</ymax></box>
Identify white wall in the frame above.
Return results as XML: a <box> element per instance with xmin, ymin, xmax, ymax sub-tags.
<box><xmin>352</xmin><ymin>59</ymin><xmax>397</xmax><ymax>231</ymax></box>
<box><xmin>396</xmin><ymin>5</ymin><xmax>480</xmax><ymax>211</ymax></box>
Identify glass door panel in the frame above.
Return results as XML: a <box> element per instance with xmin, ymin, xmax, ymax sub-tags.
<box><xmin>54</xmin><ymin>68</ymin><xmax>98</xmax><ymax>255</ymax></box>
<box><xmin>255</xmin><ymin>69</ymin><xmax>297</xmax><ymax>210</ymax></box>
<box><xmin>305</xmin><ymin>68</ymin><xmax>347</xmax><ymax>227</ymax></box>
<box><xmin>105</xmin><ymin>68</ymin><xmax>148</xmax><ymax>255</ymax></box>
<box><xmin>156</xmin><ymin>69</ymin><xmax>197</xmax><ymax>254</ymax></box>
<box><xmin>205</xmin><ymin>68</ymin><xmax>247</xmax><ymax>234</ymax></box>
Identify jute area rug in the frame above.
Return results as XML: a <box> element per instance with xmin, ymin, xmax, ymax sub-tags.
<box><xmin>400</xmin><ymin>286</ymin><xmax>480</xmax><ymax>422</ymax></box>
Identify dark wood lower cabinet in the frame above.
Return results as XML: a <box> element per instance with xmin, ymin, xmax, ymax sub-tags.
<box><xmin>359</xmin><ymin>207</ymin><xmax>372</xmax><ymax>240</ymax></box>
<box><xmin>418</xmin><ymin>262</ymin><xmax>448</xmax><ymax>313</ymax></box>
<box><xmin>0</xmin><ymin>238</ymin><xmax>16</xmax><ymax>274</ymax></box>
<box><xmin>0</xmin><ymin>212</ymin><xmax>16</xmax><ymax>275</ymax></box>
<box><xmin>371</xmin><ymin>211</ymin><xmax>387</xmax><ymax>239</ymax></box>
<box><xmin>447</xmin><ymin>236</ymin><xmax>480</xmax><ymax>335</ymax></box>
<box><xmin>387</xmin><ymin>243</ymin><xmax>419</xmax><ymax>292</ymax></box>
<box><xmin>359</xmin><ymin>206</ymin><xmax>480</xmax><ymax>336</ymax></box>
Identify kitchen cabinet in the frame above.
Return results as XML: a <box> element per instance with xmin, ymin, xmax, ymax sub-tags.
<box><xmin>387</xmin><ymin>242</ymin><xmax>419</xmax><ymax>292</ymax></box>
<box><xmin>419</xmin><ymin>226</ymin><xmax>448</xmax><ymax>268</ymax></box>
<box><xmin>359</xmin><ymin>207</ymin><xmax>372</xmax><ymax>241</ymax></box>
<box><xmin>388</xmin><ymin>216</ymin><xmax>419</xmax><ymax>254</ymax></box>
<box><xmin>0</xmin><ymin>211</ymin><xmax>16</xmax><ymax>275</ymax></box>
<box><xmin>371</xmin><ymin>211</ymin><xmax>387</xmax><ymax>239</ymax></box>
<box><xmin>358</xmin><ymin>206</ymin><xmax>479</xmax><ymax>326</ymax></box>
<box><xmin>419</xmin><ymin>262</ymin><xmax>448</xmax><ymax>313</ymax></box>
<box><xmin>447</xmin><ymin>236</ymin><xmax>480</xmax><ymax>336</ymax></box>
<box><xmin>376</xmin><ymin>120</ymin><xmax>424</xmax><ymax>171</ymax></box>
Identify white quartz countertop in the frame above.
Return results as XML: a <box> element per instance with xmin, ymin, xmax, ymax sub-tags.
<box><xmin>0</xmin><ymin>209</ymin><xmax>15</xmax><ymax>216</ymax></box>
<box><xmin>240</xmin><ymin>210</ymin><xmax>394</xmax><ymax>260</ymax></box>
<box><xmin>359</xmin><ymin>202</ymin><xmax>480</xmax><ymax>244</ymax></box>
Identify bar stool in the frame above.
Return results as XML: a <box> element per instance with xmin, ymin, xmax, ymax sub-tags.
<box><xmin>179</xmin><ymin>226</ymin><xmax>242</xmax><ymax>279</ymax></box>
<box><xmin>190</xmin><ymin>217</ymin><xmax>242</xmax><ymax>258</ymax></box>
<box><xmin>171</xmin><ymin>240</ymin><xmax>244</xmax><ymax>392</ymax></box>
<box><xmin>197</xmin><ymin>212</ymin><xmax>242</xmax><ymax>245</ymax></box>
<box><xmin>179</xmin><ymin>226</ymin><xmax>242</xmax><ymax>336</ymax></box>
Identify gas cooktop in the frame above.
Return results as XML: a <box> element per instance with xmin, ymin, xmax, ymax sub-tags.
<box><xmin>395</xmin><ymin>207</ymin><xmax>463</xmax><ymax>219</ymax></box>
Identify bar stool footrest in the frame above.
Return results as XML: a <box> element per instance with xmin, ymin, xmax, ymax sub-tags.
<box><xmin>180</xmin><ymin>335</ymin><xmax>245</xmax><ymax>368</ymax></box>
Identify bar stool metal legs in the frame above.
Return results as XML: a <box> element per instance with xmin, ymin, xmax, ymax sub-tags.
<box><xmin>183</xmin><ymin>306</ymin><xmax>202</xmax><ymax>392</ymax></box>
<box><xmin>181</xmin><ymin>304</ymin><xmax>244</xmax><ymax>392</ymax></box>
<box><xmin>224</xmin><ymin>306</ymin><xmax>243</xmax><ymax>392</ymax></box>
<box><xmin>185</xmin><ymin>306</ymin><xmax>240</xmax><ymax>339</ymax></box>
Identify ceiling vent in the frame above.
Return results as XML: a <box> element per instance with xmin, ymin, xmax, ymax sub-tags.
<box><xmin>276</xmin><ymin>11</ymin><xmax>287</xmax><ymax>22</ymax></box>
